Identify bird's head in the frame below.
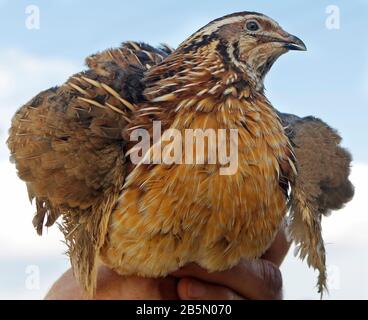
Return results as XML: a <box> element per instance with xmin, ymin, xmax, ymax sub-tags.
<box><xmin>179</xmin><ymin>11</ymin><xmax>306</xmax><ymax>90</ymax></box>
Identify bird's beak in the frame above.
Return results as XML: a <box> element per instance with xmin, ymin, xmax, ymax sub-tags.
<box><xmin>282</xmin><ymin>35</ymin><xmax>307</xmax><ymax>51</ymax></box>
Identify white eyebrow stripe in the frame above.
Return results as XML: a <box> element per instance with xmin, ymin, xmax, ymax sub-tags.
<box><xmin>202</xmin><ymin>14</ymin><xmax>271</xmax><ymax>35</ymax></box>
<box><xmin>199</xmin><ymin>16</ymin><xmax>246</xmax><ymax>36</ymax></box>
<box><xmin>181</xmin><ymin>16</ymin><xmax>246</xmax><ymax>46</ymax></box>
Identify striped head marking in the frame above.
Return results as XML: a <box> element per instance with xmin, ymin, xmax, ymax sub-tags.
<box><xmin>179</xmin><ymin>12</ymin><xmax>307</xmax><ymax>90</ymax></box>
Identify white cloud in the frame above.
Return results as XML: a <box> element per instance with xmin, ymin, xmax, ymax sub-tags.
<box><xmin>323</xmin><ymin>164</ymin><xmax>368</xmax><ymax>242</ymax></box>
<box><xmin>0</xmin><ymin>68</ymin><xmax>15</xmax><ymax>97</ymax></box>
<box><xmin>0</xmin><ymin>48</ymin><xmax>80</xmax><ymax>101</ymax></box>
<box><xmin>0</xmin><ymin>160</ymin><xmax>65</xmax><ymax>258</ymax></box>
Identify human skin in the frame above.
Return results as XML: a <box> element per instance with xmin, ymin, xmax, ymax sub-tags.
<box><xmin>45</xmin><ymin>227</ymin><xmax>290</xmax><ymax>300</ymax></box>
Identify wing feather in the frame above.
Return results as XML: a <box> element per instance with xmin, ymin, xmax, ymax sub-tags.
<box><xmin>7</xmin><ymin>42</ymin><xmax>170</xmax><ymax>296</ymax></box>
<box><xmin>279</xmin><ymin>113</ymin><xmax>354</xmax><ymax>294</ymax></box>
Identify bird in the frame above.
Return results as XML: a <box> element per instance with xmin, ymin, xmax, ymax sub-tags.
<box><xmin>7</xmin><ymin>11</ymin><xmax>354</xmax><ymax>298</ymax></box>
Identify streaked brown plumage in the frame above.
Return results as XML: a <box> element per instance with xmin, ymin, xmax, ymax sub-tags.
<box><xmin>7</xmin><ymin>12</ymin><xmax>353</xmax><ymax>297</ymax></box>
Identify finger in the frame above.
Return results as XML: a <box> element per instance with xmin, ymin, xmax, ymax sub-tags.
<box><xmin>177</xmin><ymin>278</ymin><xmax>244</xmax><ymax>300</ymax></box>
<box><xmin>96</xmin><ymin>274</ymin><xmax>179</xmax><ymax>300</ymax></box>
<box><xmin>172</xmin><ymin>260</ymin><xmax>282</xmax><ymax>300</ymax></box>
<box><xmin>262</xmin><ymin>224</ymin><xmax>291</xmax><ymax>267</ymax></box>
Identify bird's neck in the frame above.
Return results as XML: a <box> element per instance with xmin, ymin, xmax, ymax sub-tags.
<box><xmin>144</xmin><ymin>40</ymin><xmax>266</xmax><ymax>109</ymax></box>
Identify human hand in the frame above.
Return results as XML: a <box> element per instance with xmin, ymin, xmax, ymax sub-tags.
<box><xmin>45</xmin><ymin>228</ymin><xmax>290</xmax><ymax>300</ymax></box>
<box><xmin>171</xmin><ymin>227</ymin><xmax>290</xmax><ymax>300</ymax></box>
<box><xmin>45</xmin><ymin>266</ymin><xmax>179</xmax><ymax>300</ymax></box>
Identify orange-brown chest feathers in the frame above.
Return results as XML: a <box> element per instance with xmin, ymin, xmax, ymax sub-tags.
<box><xmin>100</xmin><ymin>41</ymin><xmax>294</xmax><ymax>276</ymax></box>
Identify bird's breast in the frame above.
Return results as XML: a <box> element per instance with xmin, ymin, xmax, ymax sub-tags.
<box><xmin>100</xmin><ymin>97</ymin><xmax>290</xmax><ymax>276</ymax></box>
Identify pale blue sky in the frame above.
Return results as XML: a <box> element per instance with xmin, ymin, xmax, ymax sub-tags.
<box><xmin>0</xmin><ymin>1</ymin><xmax>367</xmax><ymax>299</ymax></box>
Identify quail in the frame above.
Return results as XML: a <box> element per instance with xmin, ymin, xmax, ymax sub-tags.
<box><xmin>8</xmin><ymin>11</ymin><xmax>354</xmax><ymax>297</ymax></box>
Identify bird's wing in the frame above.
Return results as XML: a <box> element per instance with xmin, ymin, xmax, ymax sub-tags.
<box><xmin>7</xmin><ymin>41</ymin><xmax>170</xmax><ymax>296</ymax></box>
<box><xmin>279</xmin><ymin>113</ymin><xmax>354</xmax><ymax>294</ymax></box>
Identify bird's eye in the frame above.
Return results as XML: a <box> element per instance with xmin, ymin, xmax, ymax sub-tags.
<box><xmin>246</xmin><ymin>21</ymin><xmax>260</xmax><ymax>32</ymax></box>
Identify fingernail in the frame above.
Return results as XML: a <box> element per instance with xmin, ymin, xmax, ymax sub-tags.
<box><xmin>187</xmin><ymin>280</ymin><xmax>206</xmax><ymax>298</ymax></box>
